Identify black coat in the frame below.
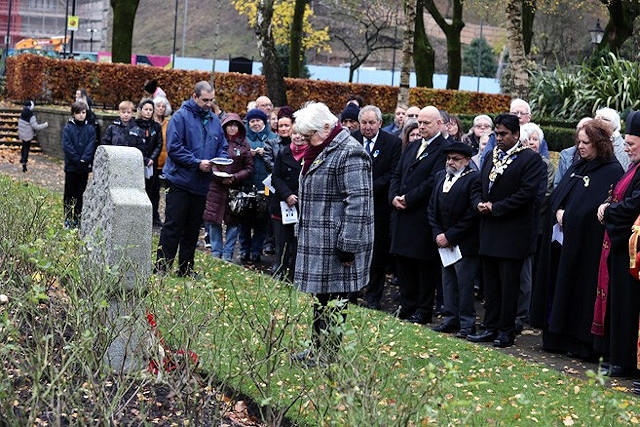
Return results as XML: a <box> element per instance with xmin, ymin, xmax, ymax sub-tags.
<box><xmin>389</xmin><ymin>134</ymin><xmax>447</xmax><ymax>260</ymax></box>
<box><xmin>428</xmin><ymin>167</ymin><xmax>480</xmax><ymax>257</ymax></box>
<box><xmin>530</xmin><ymin>158</ymin><xmax>623</xmax><ymax>337</ymax></box>
<box><xmin>353</xmin><ymin>130</ymin><xmax>402</xmax><ymax>264</ymax></box>
<box><xmin>471</xmin><ymin>147</ymin><xmax>546</xmax><ymax>260</ymax></box>
<box><xmin>270</xmin><ymin>145</ymin><xmax>302</xmax><ymax>216</ymax></box>
<box><xmin>601</xmin><ymin>163</ymin><xmax>640</xmax><ymax>369</ymax></box>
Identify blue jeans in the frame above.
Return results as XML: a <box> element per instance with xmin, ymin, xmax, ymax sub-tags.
<box><xmin>206</xmin><ymin>222</ymin><xmax>240</xmax><ymax>261</ymax></box>
<box><xmin>239</xmin><ymin>214</ymin><xmax>268</xmax><ymax>259</ymax></box>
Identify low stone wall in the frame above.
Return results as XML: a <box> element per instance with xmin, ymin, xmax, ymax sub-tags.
<box><xmin>33</xmin><ymin>106</ymin><xmax>118</xmax><ymax>159</ymax></box>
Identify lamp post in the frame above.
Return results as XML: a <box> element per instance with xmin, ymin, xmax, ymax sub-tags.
<box><xmin>87</xmin><ymin>28</ymin><xmax>98</xmax><ymax>52</ymax></box>
<box><xmin>2</xmin><ymin>0</ymin><xmax>13</xmax><ymax>75</ymax></box>
<box><xmin>589</xmin><ymin>19</ymin><xmax>604</xmax><ymax>50</ymax></box>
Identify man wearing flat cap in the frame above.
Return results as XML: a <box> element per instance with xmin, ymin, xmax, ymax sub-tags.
<box><xmin>428</xmin><ymin>142</ymin><xmax>480</xmax><ymax>338</ymax></box>
<box><xmin>594</xmin><ymin>110</ymin><xmax>640</xmax><ymax>378</ymax></box>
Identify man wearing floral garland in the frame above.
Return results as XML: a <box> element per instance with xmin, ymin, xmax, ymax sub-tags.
<box><xmin>467</xmin><ymin>113</ymin><xmax>546</xmax><ymax>348</ymax></box>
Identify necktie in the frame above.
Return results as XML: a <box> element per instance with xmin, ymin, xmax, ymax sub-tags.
<box><xmin>365</xmin><ymin>139</ymin><xmax>372</xmax><ymax>155</ymax></box>
<box><xmin>416</xmin><ymin>140</ymin><xmax>428</xmax><ymax>159</ymax></box>
<box><xmin>498</xmin><ymin>150</ymin><xmax>506</xmax><ymax>160</ymax></box>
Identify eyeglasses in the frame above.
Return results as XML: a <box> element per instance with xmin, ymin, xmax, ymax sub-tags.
<box><xmin>407</xmin><ymin>114</ymin><xmax>419</xmax><ymax>118</ymax></box>
<box><xmin>446</xmin><ymin>156</ymin><xmax>466</xmax><ymax>162</ymax></box>
<box><xmin>510</xmin><ymin>111</ymin><xmax>530</xmax><ymax>117</ymax></box>
<box><xmin>475</xmin><ymin>124</ymin><xmax>491</xmax><ymax>129</ymax></box>
<box><xmin>445</xmin><ymin>122</ymin><xmax>457</xmax><ymax>127</ymax></box>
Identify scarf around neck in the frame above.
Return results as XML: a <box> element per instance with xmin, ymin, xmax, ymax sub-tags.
<box><xmin>301</xmin><ymin>124</ymin><xmax>343</xmax><ymax>175</ymax></box>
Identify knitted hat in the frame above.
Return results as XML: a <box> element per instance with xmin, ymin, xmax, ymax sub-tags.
<box><xmin>626</xmin><ymin>111</ymin><xmax>640</xmax><ymax>137</ymax></box>
<box><xmin>143</xmin><ymin>79</ymin><xmax>158</xmax><ymax>94</ymax></box>
<box><xmin>246</xmin><ymin>108</ymin><xmax>268</xmax><ymax>124</ymax></box>
<box><xmin>341</xmin><ymin>102</ymin><xmax>360</xmax><ymax>121</ymax></box>
<box><xmin>23</xmin><ymin>99</ymin><xmax>34</xmax><ymax>110</ymax></box>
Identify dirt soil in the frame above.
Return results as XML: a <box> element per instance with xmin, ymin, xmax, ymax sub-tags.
<box><xmin>1</xmin><ymin>146</ymin><xmax>637</xmax><ymax>399</ymax></box>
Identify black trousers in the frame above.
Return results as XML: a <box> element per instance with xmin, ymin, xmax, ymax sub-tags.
<box><xmin>273</xmin><ymin>219</ymin><xmax>297</xmax><ymax>281</ymax></box>
<box><xmin>63</xmin><ymin>171</ymin><xmax>89</xmax><ymax>224</ymax></box>
<box><xmin>395</xmin><ymin>255</ymin><xmax>440</xmax><ymax>316</ymax></box>
<box><xmin>150</xmin><ymin>168</ymin><xmax>162</xmax><ymax>222</ymax></box>
<box><xmin>20</xmin><ymin>140</ymin><xmax>31</xmax><ymax>164</ymax></box>
<box><xmin>155</xmin><ymin>184</ymin><xmax>206</xmax><ymax>274</ymax></box>
<box><xmin>481</xmin><ymin>256</ymin><xmax>524</xmax><ymax>337</ymax></box>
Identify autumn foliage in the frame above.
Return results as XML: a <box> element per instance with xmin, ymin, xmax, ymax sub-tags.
<box><xmin>7</xmin><ymin>54</ymin><xmax>510</xmax><ymax>115</ymax></box>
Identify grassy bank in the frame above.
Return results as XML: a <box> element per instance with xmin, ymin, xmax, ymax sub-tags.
<box><xmin>1</xmin><ymin>174</ymin><xmax>638</xmax><ymax>426</ymax></box>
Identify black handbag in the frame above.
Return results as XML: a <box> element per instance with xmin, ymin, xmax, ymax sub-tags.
<box><xmin>228</xmin><ymin>187</ymin><xmax>267</xmax><ymax>216</ymax></box>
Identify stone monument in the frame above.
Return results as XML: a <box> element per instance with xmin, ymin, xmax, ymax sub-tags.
<box><xmin>81</xmin><ymin>145</ymin><xmax>152</xmax><ymax>373</ymax></box>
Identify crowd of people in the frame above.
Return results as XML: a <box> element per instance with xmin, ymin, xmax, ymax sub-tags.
<box><xmin>50</xmin><ymin>82</ymin><xmax>640</xmax><ymax>374</ymax></box>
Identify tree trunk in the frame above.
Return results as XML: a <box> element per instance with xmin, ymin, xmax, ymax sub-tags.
<box><xmin>521</xmin><ymin>0</ymin><xmax>536</xmax><ymax>55</ymax></box>
<box><xmin>288</xmin><ymin>0</ymin><xmax>307</xmax><ymax>78</ymax></box>
<box><xmin>256</xmin><ymin>0</ymin><xmax>287</xmax><ymax>106</ymax></box>
<box><xmin>398</xmin><ymin>0</ymin><xmax>417</xmax><ymax>106</ymax></box>
<box><xmin>110</xmin><ymin>0</ymin><xmax>140</xmax><ymax>64</ymax></box>
<box><xmin>601</xmin><ymin>0</ymin><xmax>640</xmax><ymax>53</ymax></box>
<box><xmin>505</xmin><ymin>0</ymin><xmax>529</xmax><ymax>99</ymax></box>
<box><xmin>424</xmin><ymin>0</ymin><xmax>464</xmax><ymax>90</ymax></box>
<box><xmin>413</xmin><ymin>0</ymin><xmax>434</xmax><ymax>88</ymax></box>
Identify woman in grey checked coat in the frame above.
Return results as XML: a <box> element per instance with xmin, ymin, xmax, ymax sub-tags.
<box><xmin>291</xmin><ymin>102</ymin><xmax>374</xmax><ymax>367</ymax></box>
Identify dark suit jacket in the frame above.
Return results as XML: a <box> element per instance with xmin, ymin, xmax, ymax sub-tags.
<box><xmin>353</xmin><ymin>130</ymin><xmax>402</xmax><ymax>264</ymax></box>
<box><xmin>471</xmin><ymin>147</ymin><xmax>546</xmax><ymax>259</ymax></box>
<box><xmin>389</xmin><ymin>134</ymin><xmax>447</xmax><ymax>260</ymax></box>
<box><xmin>428</xmin><ymin>167</ymin><xmax>480</xmax><ymax>257</ymax></box>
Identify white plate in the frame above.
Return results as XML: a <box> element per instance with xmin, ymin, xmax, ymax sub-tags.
<box><xmin>213</xmin><ymin>171</ymin><xmax>232</xmax><ymax>178</ymax></box>
<box><xmin>211</xmin><ymin>157</ymin><xmax>233</xmax><ymax>166</ymax></box>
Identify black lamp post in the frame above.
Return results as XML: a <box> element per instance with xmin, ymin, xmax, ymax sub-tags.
<box><xmin>589</xmin><ymin>19</ymin><xmax>604</xmax><ymax>48</ymax></box>
<box><xmin>87</xmin><ymin>28</ymin><xmax>97</xmax><ymax>52</ymax></box>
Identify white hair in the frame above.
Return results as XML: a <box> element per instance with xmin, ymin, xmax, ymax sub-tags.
<box><xmin>510</xmin><ymin>98</ymin><xmax>531</xmax><ymax>114</ymax></box>
<box><xmin>519</xmin><ymin>122</ymin><xmax>544</xmax><ymax>143</ymax></box>
<box><xmin>153</xmin><ymin>95</ymin><xmax>172</xmax><ymax>116</ymax></box>
<box><xmin>358</xmin><ymin>105</ymin><xmax>382</xmax><ymax>122</ymax></box>
<box><xmin>293</xmin><ymin>102</ymin><xmax>339</xmax><ymax>135</ymax></box>
<box><xmin>595</xmin><ymin>107</ymin><xmax>621</xmax><ymax>135</ymax></box>
<box><xmin>473</xmin><ymin>114</ymin><xmax>493</xmax><ymax>127</ymax></box>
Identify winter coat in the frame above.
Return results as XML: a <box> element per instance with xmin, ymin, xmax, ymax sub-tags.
<box><xmin>163</xmin><ymin>98</ymin><xmax>229</xmax><ymax>196</ymax></box>
<box><xmin>270</xmin><ymin>145</ymin><xmax>302</xmax><ymax>217</ymax></box>
<box><xmin>245</xmin><ymin>125</ymin><xmax>277</xmax><ymax>188</ymax></box>
<box><xmin>203</xmin><ymin>113</ymin><xmax>254</xmax><ymax>225</ymax></box>
<box><xmin>101</xmin><ymin>119</ymin><xmax>144</xmax><ymax>149</ymax></box>
<box><xmin>135</xmin><ymin>117</ymin><xmax>163</xmax><ymax>165</ymax></box>
<box><xmin>294</xmin><ymin>128</ymin><xmax>374</xmax><ymax>294</ymax></box>
<box><xmin>62</xmin><ymin>119</ymin><xmax>96</xmax><ymax>173</ymax></box>
<box><xmin>18</xmin><ymin>115</ymin><xmax>47</xmax><ymax>141</ymax></box>
<box><xmin>264</xmin><ymin>135</ymin><xmax>289</xmax><ymax>172</ymax></box>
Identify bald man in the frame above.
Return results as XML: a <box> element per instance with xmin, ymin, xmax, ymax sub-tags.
<box><xmin>389</xmin><ymin>106</ymin><xmax>447</xmax><ymax>324</ymax></box>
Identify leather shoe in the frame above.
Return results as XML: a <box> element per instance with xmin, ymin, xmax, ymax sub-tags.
<box><xmin>493</xmin><ymin>333</ymin><xmax>515</xmax><ymax>348</ymax></box>
<box><xmin>366</xmin><ymin>300</ymin><xmax>382</xmax><ymax>310</ymax></box>
<box><xmin>432</xmin><ymin>322</ymin><xmax>460</xmax><ymax>333</ymax></box>
<box><xmin>599</xmin><ymin>364</ymin><xmax>639</xmax><ymax>378</ymax></box>
<box><xmin>632</xmin><ymin>380</ymin><xmax>640</xmax><ymax>388</ymax></box>
<box><xmin>405</xmin><ymin>312</ymin><xmax>431</xmax><ymax>325</ymax></box>
<box><xmin>467</xmin><ymin>330</ymin><xmax>497</xmax><ymax>343</ymax></box>
<box><xmin>455</xmin><ymin>328</ymin><xmax>476</xmax><ymax>339</ymax></box>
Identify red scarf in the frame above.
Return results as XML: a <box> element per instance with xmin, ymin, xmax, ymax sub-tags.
<box><xmin>301</xmin><ymin>124</ymin><xmax>343</xmax><ymax>176</ymax></box>
<box><xmin>291</xmin><ymin>142</ymin><xmax>308</xmax><ymax>162</ymax></box>
<box><xmin>592</xmin><ymin>162</ymin><xmax>640</xmax><ymax>336</ymax></box>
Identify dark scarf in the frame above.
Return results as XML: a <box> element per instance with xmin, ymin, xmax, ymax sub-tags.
<box><xmin>301</xmin><ymin>124</ymin><xmax>343</xmax><ymax>175</ymax></box>
<box><xmin>592</xmin><ymin>162</ymin><xmax>640</xmax><ymax>336</ymax></box>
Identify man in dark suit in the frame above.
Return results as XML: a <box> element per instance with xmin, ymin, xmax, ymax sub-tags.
<box><xmin>353</xmin><ymin>105</ymin><xmax>402</xmax><ymax>309</ymax></box>
<box><xmin>389</xmin><ymin>106</ymin><xmax>447</xmax><ymax>324</ymax></box>
<box><xmin>468</xmin><ymin>113</ymin><xmax>546</xmax><ymax>347</ymax></box>
<box><xmin>428</xmin><ymin>142</ymin><xmax>480</xmax><ymax>338</ymax></box>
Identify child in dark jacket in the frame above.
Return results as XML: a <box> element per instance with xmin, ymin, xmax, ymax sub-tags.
<box><xmin>102</xmin><ymin>100</ymin><xmax>144</xmax><ymax>148</ymax></box>
<box><xmin>135</xmin><ymin>98</ymin><xmax>163</xmax><ymax>210</ymax></box>
<box><xmin>62</xmin><ymin>101</ymin><xmax>96</xmax><ymax>229</ymax></box>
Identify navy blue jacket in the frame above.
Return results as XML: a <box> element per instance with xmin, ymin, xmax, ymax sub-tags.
<box><xmin>62</xmin><ymin>119</ymin><xmax>96</xmax><ymax>173</ymax></box>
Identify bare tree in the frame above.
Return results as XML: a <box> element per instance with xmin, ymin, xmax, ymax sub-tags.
<box><xmin>413</xmin><ymin>0</ymin><xmax>435</xmax><ymax>87</ymax></box>
<box><xmin>398</xmin><ymin>0</ymin><xmax>417</xmax><ymax>106</ymax></box>
<box><xmin>506</xmin><ymin>0</ymin><xmax>529</xmax><ymax>98</ymax></box>
<box><xmin>322</xmin><ymin>0</ymin><xmax>401</xmax><ymax>82</ymax></box>
<box><xmin>423</xmin><ymin>0</ymin><xmax>464</xmax><ymax>90</ymax></box>
<box><xmin>255</xmin><ymin>0</ymin><xmax>288</xmax><ymax>106</ymax></box>
<box><xmin>110</xmin><ymin>0</ymin><xmax>140</xmax><ymax>63</ymax></box>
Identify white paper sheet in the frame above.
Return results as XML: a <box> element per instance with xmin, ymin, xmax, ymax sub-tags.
<box><xmin>552</xmin><ymin>223</ymin><xmax>564</xmax><ymax>245</ymax></box>
<box><xmin>438</xmin><ymin>245</ymin><xmax>462</xmax><ymax>267</ymax></box>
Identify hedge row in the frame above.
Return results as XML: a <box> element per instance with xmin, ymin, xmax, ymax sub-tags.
<box><xmin>7</xmin><ymin>54</ymin><xmax>511</xmax><ymax>116</ymax></box>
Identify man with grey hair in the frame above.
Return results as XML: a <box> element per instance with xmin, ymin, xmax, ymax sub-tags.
<box><xmin>352</xmin><ymin>105</ymin><xmax>402</xmax><ymax>309</ymax></box>
<box><xmin>595</xmin><ymin>107</ymin><xmax>630</xmax><ymax>171</ymax></box>
<box><xmin>155</xmin><ymin>80</ymin><xmax>229</xmax><ymax>277</ymax></box>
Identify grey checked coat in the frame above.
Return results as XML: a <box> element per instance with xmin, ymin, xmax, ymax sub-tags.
<box><xmin>294</xmin><ymin>128</ymin><xmax>374</xmax><ymax>294</ymax></box>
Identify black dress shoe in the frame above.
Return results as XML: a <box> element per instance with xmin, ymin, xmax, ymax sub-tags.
<box><xmin>406</xmin><ymin>312</ymin><xmax>431</xmax><ymax>325</ymax></box>
<box><xmin>432</xmin><ymin>322</ymin><xmax>460</xmax><ymax>333</ymax></box>
<box><xmin>366</xmin><ymin>301</ymin><xmax>381</xmax><ymax>310</ymax></box>
<box><xmin>600</xmin><ymin>364</ymin><xmax>640</xmax><ymax>378</ymax></box>
<box><xmin>467</xmin><ymin>330</ymin><xmax>497</xmax><ymax>343</ymax></box>
<box><xmin>493</xmin><ymin>333</ymin><xmax>515</xmax><ymax>348</ymax></box>
<box><xmin>455</xmin><ymin>328</ymin><xmax>476</xmax><ymax>339</ymax></box>
<box><xmin>632</xmin><ymin>380</ymin><xmax>640</xmax><ymax>388</ymax></box>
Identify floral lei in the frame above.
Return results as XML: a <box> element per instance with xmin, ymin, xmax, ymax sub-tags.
<box><xmin>489</xmin><ymin>142</ymin><xmax>528</xmax><ymax>182</ymax></box>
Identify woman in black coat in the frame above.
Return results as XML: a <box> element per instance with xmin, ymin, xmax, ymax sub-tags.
<box><xmin>270</xmin><ymin>126</ymin><xmax>307</xmax><ymax>281</ymax></box>
<box><xmin>532</xmin><ymin>119</ymin><xmax>623</xmax><ymax>360</ymax></box>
